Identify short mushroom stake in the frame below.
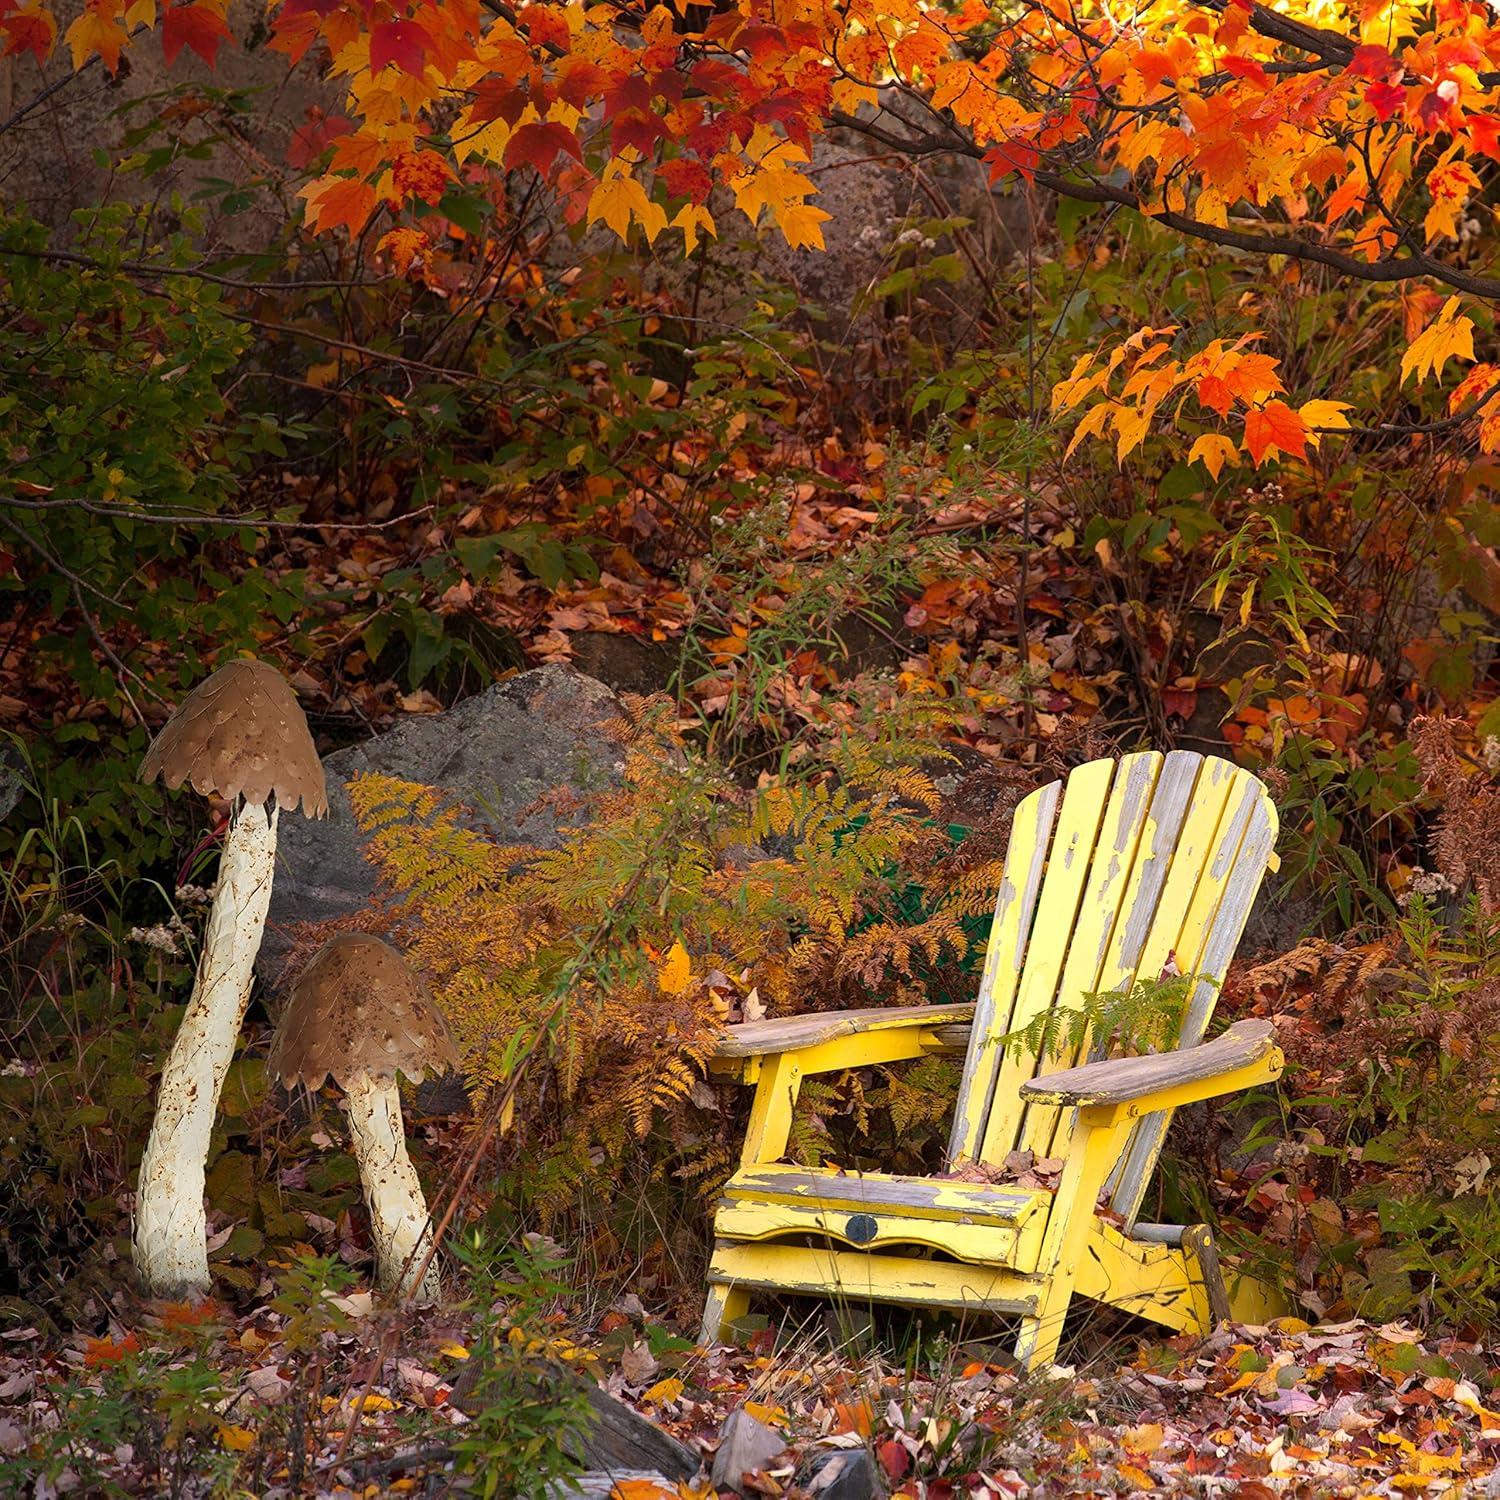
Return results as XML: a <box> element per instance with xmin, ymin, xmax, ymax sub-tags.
<box><xmin>268</xmin><ymin>934</ymin><xmax>459</xmax><ymax>1303</ymax></box>
<box><xmin>134</xmin><ymin>660</ymin><xmax>327</xmax><ymax>1297</ymax></box>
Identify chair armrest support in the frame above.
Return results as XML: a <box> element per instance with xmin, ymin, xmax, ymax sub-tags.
<box><xmin>708</xmin><ymin>1003</ymin><xmax>975</xmax><ymax>1082</ymax></box>
<box><xmin>1018</xmin><ymin>1020</ymin><xmax>1282</xmax><ymax>1115</ymax></box>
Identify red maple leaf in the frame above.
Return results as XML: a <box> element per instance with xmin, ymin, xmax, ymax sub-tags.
<box><xmin>603</xmin><ymin>73</ymin><xmax>654</xmax><ymax>120</ymax></box>
<box><xmin>469</xmin><ymin>78</ymin><xmax>530</xmax><ymax>126</ymax></box>
<box><xmin>391</xmin><ymin>149</ymin><xmax>452</xmax><ymax>203</ymax></box>
<box><xmin>370</xmin><ymin>19</ymin><xmax>429</xmax><ymax>75</ymax></box>
<box><xmin>287</xmin><ymin>109</ymin><xmax>354</xmax><ymax>169</ymax></box>
<box><xmin>520</xmin><ymin>4</ymin><xmax>569</xmax><ymax>51</ymax></box>
<box><xmin>985</xmin><ymin>139</ymin><xmax>1039</xmax><ymax>184</ymax></box>
<box><xmin>658</xmin><ymin>156</ymin><xmax>712</xmax><ymax>203</ymax></box>
<box><xmin>877</xmin><ymin>1437</ymin><xmax>913</xmax><ymax>1480</ymax></box>
<box><xmin>612</xmin><ymin>110</ymin><xmax>667</xmax><ymax>156</ymax></box>
<box><xmin>161</xmin><ymin>3</ymin><xmax>232</xmax><ymax>67</ymax></box>
<box><xmin>1467</xmin><ymin>112</ymin><xmax>1500</xmax><ymax>158</ymax></box>
<box><xmin>557</xmin><ymin>59</ymin><xmax>608</xmax><ymax>109</ymax></box>
<box><xmin>1365</xmin><ymin>81</ymin><xmax>1406</xmax><ymax>121</ymax></box>
<box><xmin>503</xmin><ymin>120</ymin><xmax>582</xmax><ymax>174</ymax></box>
<box><xmin>1197</xmin><ymin>374</ymin><xmax>1236</xmax><ymax>416</ymax></box>
<box><xmin>1347</xmin><ymin>43</ymin><xmax>1397</xmax><ymax>79</ymax></box>
<box><xmin>1</xmin><ymin>8</ymin><xmax>54</xmax><ymax>62</ymax></box>
<box><xmin>1221</xmin><ymin>55</ymin><xmax>1268</xmax><ymax>85</ymax></box>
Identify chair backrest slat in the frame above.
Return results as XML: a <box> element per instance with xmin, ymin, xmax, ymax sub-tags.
<box><xmin>979</xmin><ymin>753</ymin><xmax>1161</xmax><ymax>1164</ymax></box>
<box><xmin>947</xmin><ymin>752</ymin><xmax>1277</xmax><ymax>1192</ymax></box>
<box><xmin>1107</xmin><ymin>777</ymin><xmax>1277</xmax><ymax>1222</ymax></box>
<box><xmin>948</xmin><ymin>780</ymin><xmax>1061</xmax><ymax>1162</ymax></box>
<box><xmin>1022</xmin><ymin>748</ymin><xmax>1208</xmax><ymax>1160</ymax></box>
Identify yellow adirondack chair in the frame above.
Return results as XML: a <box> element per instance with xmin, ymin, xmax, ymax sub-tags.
<box><xmin>701</xmin><ymin>750</ymin><xmax>1286</xmax><ymax>1368</ymax></box>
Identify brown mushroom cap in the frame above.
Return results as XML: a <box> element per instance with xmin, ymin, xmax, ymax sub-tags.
<box><xmin>268</xmin><ymin>933</ymin><xmax>460</xmax><ymax>1092</ymax></box>
<box><xmin>140</xmin><ymin>659</ymin><xmax>328</xmax><ymax>817</ymax></box>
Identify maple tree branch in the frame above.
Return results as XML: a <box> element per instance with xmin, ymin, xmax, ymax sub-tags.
<box><xmin>0</xmin><ymin>244</ymin><xmax>394</xmax><ymax>293</ymax></box>
<box><xmin>831</xmin><ymin>109</ymin><xmax>1500</xmax><ymax>301</ymax></box>
<box><xmin>0</xmin><ymin>492</ymin><xmax>434</xmax><ymax>531</ymax></box>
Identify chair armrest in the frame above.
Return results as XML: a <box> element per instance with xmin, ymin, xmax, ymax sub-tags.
<box><xmin>1017</xmin><ymin>1020</ymin><xmax>1281</xmax><ymax>1111</ymax></box>
<box><xmin>708</xmin><ymin>1003</ymin><xmax>975</xmax><ymax>1080</ymax></box>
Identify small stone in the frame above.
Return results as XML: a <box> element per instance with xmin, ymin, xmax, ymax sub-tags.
<box><xmin>802</xmin><ymin>1449</ymin><xmax>887</xmax><ymax>1500</ymax></box>
<box><xmin>711</xmin><ymin>1407</ymin><xmax>790</xmax><ymax>1492</ymax></box>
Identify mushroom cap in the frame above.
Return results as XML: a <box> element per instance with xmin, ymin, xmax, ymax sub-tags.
<box><xmin>139</xmin><ymin>659</ymin><xmax>328</xmax><ymax>817</ymax></box>
<box><xmin>268</xmin><ymin>933</ymin><xmax>460</xmax><ymax>1092</ymax></box>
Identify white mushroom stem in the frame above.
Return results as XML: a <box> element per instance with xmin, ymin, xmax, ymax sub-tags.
<box><xmin>343</xmin><ymin>1072</ymin><xmax>442</xmax><ymax>1304</ymax></box>
<box><xmin>133</xmin><ymin>800</ymin><xmax>279</xmax><ymax>1298</ymax></box>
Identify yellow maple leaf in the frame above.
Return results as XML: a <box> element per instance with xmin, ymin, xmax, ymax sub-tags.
<box><xmin>657</xmin><ymin>941</ymin><xmax>691</xmax><ymax>996</ymax></box>
<box><xmin>777</xmin><ymin>201</ymin><xmax>832</xmax><ymax>251</ymax></box>
<box><xmin>1113</xmin><ymin>402</ymin><xmax>1154</xmax><ymax>462</ymax></box>
<box><xmin>217</xmin><ymin>1422</ymin><xmax>256</xmax><ymax>1451</ymax></box>
<box><xmin>732</xmin><ymin>163</ymin><xmax>817</xmax><ymax>229</ymax></box>
<box><xmin>65</xmin><ymin>7</ymin><xmax>129</xmax><ymax>71</ymax></box>
<box><xmin>1188</xmin><ymin>432</ymin><xmax>1239</xmax><ymax>480</ymax></box>
<box><xmin>1063</xmin><ymin>399</ymin><xmax>1114</xmax><ymax>459</ymax></box>
<box><xmin>589</xmin><ymin>167</ymin><xmax>667</xmax><ymax>244</ymax></box>
<box><xmin>671</xmin><ymin>203</ymin><xmax>716</xmax><ymax>256</ymax></box>
<box><xmin>1400</xmin><ymin>297</ymin><xmax>1475</xmax><ymax>386</ymax></box>
<box><xmin>1297</xmin><ymin>399</ymin><xmax>1353</xmax><ymax>449</ymax></box>
<box><xmin>642</xmin><ymin>1375</ymin><xmax>685</xmax><ymax>1405</ymax></box>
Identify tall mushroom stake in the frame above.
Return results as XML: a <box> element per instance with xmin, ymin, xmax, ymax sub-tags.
<box><xmin>134</xmin><ymin>660</ymin><xmax>327</xmax><ymax>1297</ymax></box>
<box><xmin>268</xmin><ymin>934</ymin><xmax>459</xmax><ymax>1303</ymax></box>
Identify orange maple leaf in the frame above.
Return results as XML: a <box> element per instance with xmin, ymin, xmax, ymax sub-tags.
<box><xmin>1243</xmin><ymin>401</ymin><xmax>1307</xmax><ymax>464</ymax></box>
<box><xmin>300</xmin><ymin>175</ymin><xmax>379</xmax><ymax>238</ymax></box>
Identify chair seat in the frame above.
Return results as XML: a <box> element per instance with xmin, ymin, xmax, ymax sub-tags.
<box><xmin>716</xmin><ymin>1164</ymin><xmax>1050</xmax><ymax>1268</ymax></box>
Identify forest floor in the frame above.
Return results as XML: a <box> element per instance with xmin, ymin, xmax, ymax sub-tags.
<box><xmin>3</xmin><ymin>1284</ymin><xmax>1498</xmax><ymax>1497</ymax></box>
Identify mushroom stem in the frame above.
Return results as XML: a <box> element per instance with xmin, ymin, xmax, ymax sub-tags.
<box><xmin>133</xmin><ymin>800</ymin><xmax>279</xmax><ymax>1297</ymax></box>
<box><xmin>343</xmin><ymin>1072</ymin><xmax>442</xmax><ymax>1304</ymax></box>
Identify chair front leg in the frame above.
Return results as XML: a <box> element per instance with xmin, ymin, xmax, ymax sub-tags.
<box><xmin>739</xmin><ymin>1051</ymin><xmax>803</xmax><ymax>1166</ymax></box>
<box><xmin>1014</xmin><ymin>1104</ymin><xmax>1131</xmax><ymax>1369</ymax></box>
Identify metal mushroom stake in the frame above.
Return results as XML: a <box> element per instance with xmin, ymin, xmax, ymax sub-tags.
<box><xmin>267</xmin><ymin>934</ymin><xmax>458</xmax><ymax>1303</ymax></box>
<box><xmin>134</xmin><ymin>660</ymin><xmax>328</xmax><ymax>1297</ymax></box>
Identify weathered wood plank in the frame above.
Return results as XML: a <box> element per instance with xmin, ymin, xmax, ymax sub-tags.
<box><xmin>1108</xmin><ymin>778</ymin><xmax>1278</xmax><ymax>1220</ymax></box>
<box><xmin>722</xmin><ymin>1165</ymin><xmax>1044</xmax><ymax>1222</ymax></box>
<box><xmin>966</xmin><ymin>758</ymin><xmax>1116</xmax><ymax>1164</ymax></box>
<box><xmin>711</xmin><ymin>1002</ymin><xmax>975</xmax><ymax>1059</ymax></box>
<box><xmin>948</xmin><ymin>781</ymin><xmax>1061</xmax><ymax>1161</ymax></box>
<box><xmin>1023</xmin><ymin>750</ymin><xmax>1199</xmax><ymax>1158</ymax></box>
<box><xmin>1017</xmin><ymin>1018</ymin><xmax>1276</xmax><ymax>1106</ymax></box>
<box><xmin>708</xmin><ymin>1241</ymin><xmax>1043</xmax><ymax>1315</ymax></box>
<box><xmin>1004</xmin><ymin>752</ymin><xmax>1163</xmax><ymax>1160</ymax></box>
<box><xmin>712</xmin><ymin>1198</ymin><xmax>1026</xmax><ymax>1265</ymax></box>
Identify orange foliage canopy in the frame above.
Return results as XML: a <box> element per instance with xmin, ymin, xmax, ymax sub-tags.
<box><xmin>11</xmin><ymin>0</ymin><xmax>1500</xmax><ymax>468</ymax></box>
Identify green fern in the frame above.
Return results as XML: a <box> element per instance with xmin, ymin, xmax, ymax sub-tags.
<box><xmin>999</xmin><ymin>971</ymin><xmax>1207</xmax><ymax>1064</ymax></box>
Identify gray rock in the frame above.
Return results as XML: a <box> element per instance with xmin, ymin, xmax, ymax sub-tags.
<box><xmin>261</xmin><ymin>665</ymin><xmax>624</xmax><ymax>978</ymax></box>
<box><xmin>0</xmin><ymin>744</ymin><xmax>23</xmax><ymax>822</ymax></box>
<box><xmin>802</xmin><ymin>1449</ymin><xmax>887</xmax><ymax>1500</ymax></box>
<box><xmin>711</xmin><ymin>1407</ymin><xmax>790</xmax><ymax>1491</ymax></box>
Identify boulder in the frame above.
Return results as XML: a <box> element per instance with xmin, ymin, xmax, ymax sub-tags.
<box><xmin>261</xmin><ymin>665</ymin><xmax>625</xmax><ymax>978</ymax></box>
